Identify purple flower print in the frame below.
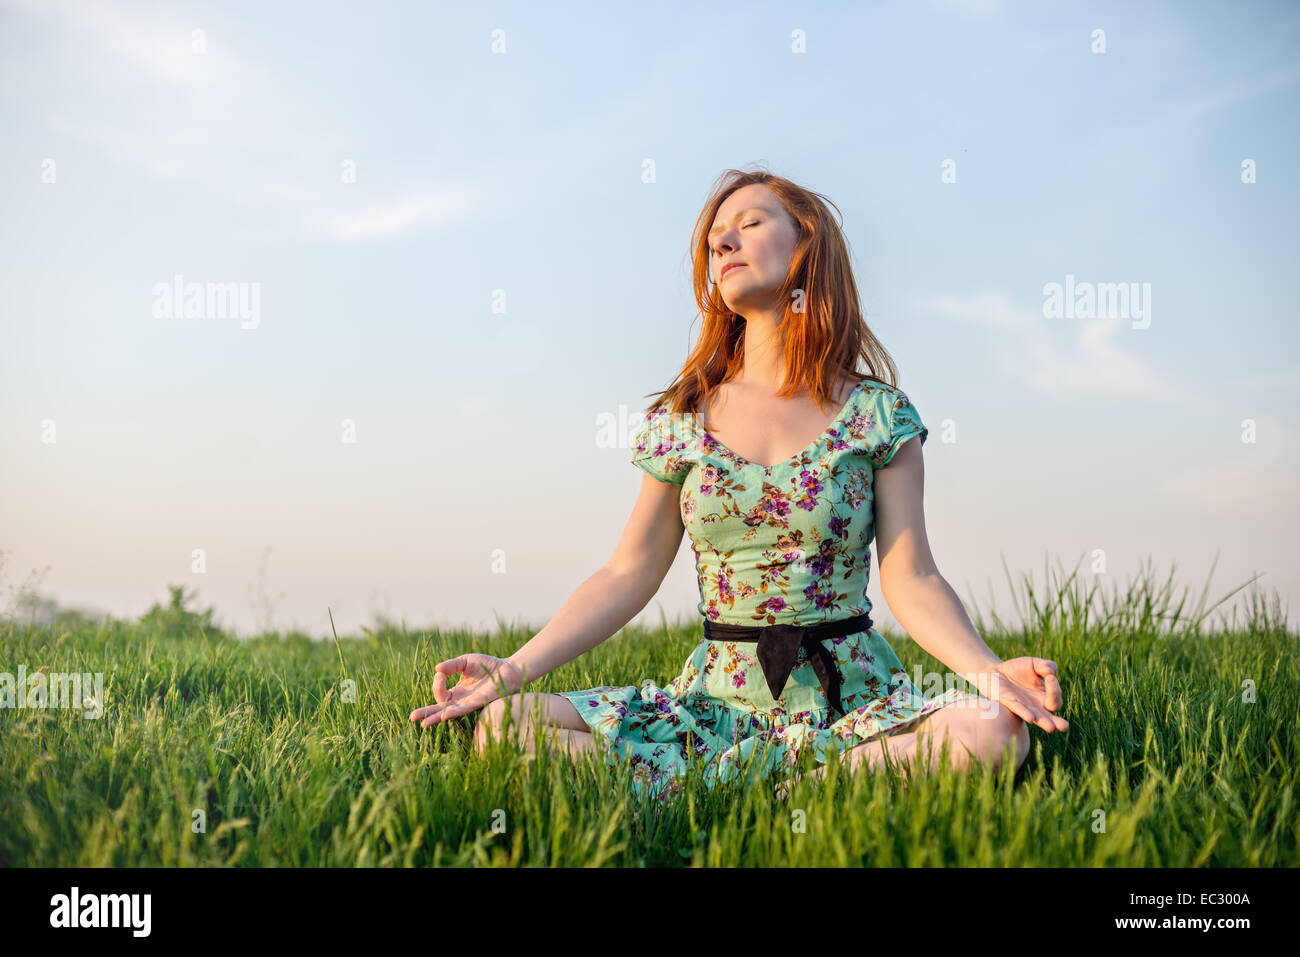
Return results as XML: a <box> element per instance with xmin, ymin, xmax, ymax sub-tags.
<box><xmin>764</xmin><ymin>496</ymin><xmax>791</xmax><ymax>519</ymax></box>
<box><xmin>828</xmin><ymin>515</ymin><xmax>850</xmax><ymax>539</ymax></box>
<box><xmin>657</xmin><ymin>778</ymin><xmax>683</xmax><ymax>802</ymax></box>
<box><xmin>731</xmin><ymin>671</ymin><xmax>747</xmax><ymax>689</ymax></box>
<box><xmin>803</xmin><ymin>583</ymin><xmax>836</xmax><ymax>610</ymax></box>
<box><xmin>807</xmin><ymin>553</ymin><xmax>834</xmax><ymax>577</ymax></box>
<box><xmin>798</xmin><ymin>470</ymin><xmax>824</xmax><ymax>496</ymax></box>
<box><xmin>779</xmin><ymin>547</ymin><xmax>805</xmax><ymax>565</ymax></box>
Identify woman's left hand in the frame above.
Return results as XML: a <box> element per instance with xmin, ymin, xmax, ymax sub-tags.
<box><xmin>987</xmin><ymin>657</ymin><xmax>1069</xmax><ymax>732</ymax></box>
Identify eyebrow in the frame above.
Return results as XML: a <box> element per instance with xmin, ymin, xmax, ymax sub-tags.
<box><xmin>708</xmin><ymin>206</ymin><xmax>767</xmax><ymax>238</ymax></box>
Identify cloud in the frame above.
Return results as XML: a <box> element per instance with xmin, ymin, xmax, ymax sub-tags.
<box><xmin>913</xmin><ymin>289</ymin><xmax>1182</xmax><ymax>400</ymax></box>
<box><xmin>318</xmin><ymin>182</ymin><xmax>513</xmax><ymax>243</ymax></box>
<box><xmin>5</xmin><ymin>0</ymin><xmax>238</xmax><ymax>91</ymax></box>
<box><xmin>7</xmin><ymin>0</ymin><xmax>506</xmax><ymax>243</ymax></box>
<box><xmin>1027</xmin><ymin>316</ymin><xmax>1179</xmax><ymax>401</ymax></box>
<box><xmin>1163</xmin><ymin>434</ymin><xmax>1294</xmax><ymax>514</ymax></box>
<box><xmin>1168</xmin><ymin>63</ymin><xmax>1300</xmax><ymax>127</ymax></box>
<box><xmin>911</xmin><ymin>290</ymin><xmax>1023</xmax><ymax>327</ymax></box>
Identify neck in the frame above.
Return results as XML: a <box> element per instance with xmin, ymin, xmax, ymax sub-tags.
<box><xmin>735</xmin><ymin>310</ymin><xmax>788</xmax><ymax>390</ymax></box>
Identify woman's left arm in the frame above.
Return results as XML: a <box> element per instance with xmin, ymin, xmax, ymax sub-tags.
<box><xmin>872</xmin><ymin>437</ymin><xmax>1069</xmax><ymax>732</ymax></box>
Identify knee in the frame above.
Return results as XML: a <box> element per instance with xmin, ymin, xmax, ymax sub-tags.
<box><xmin>989</xmin><ymin>706</ymin><xmax>1030</xmax><ymax>771</ymax></box>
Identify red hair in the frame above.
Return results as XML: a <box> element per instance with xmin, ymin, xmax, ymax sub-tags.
<box><xmin>645</xmin><ymin>166</ymin><xmax>905</xmax><ymax>425</ymax></box>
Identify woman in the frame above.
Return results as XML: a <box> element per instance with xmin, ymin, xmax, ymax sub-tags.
<box><xmin>410</xmin><ymin>168</ymin><xmax>1069</xmax><ymax>802</ymax></box>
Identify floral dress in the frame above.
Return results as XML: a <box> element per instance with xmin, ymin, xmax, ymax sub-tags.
<box><xmin>555</xmin><ymin>377</ymin><xmax>982</xmax><ymax>801</ymax></box>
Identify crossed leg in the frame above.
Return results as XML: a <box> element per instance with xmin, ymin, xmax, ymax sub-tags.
<box><xmin>776</xmin><ymin>696</ymin><xmax>1030</xmax><ymax>797</ymax></box>
<box><xmin>475</xmin><ymin>693</ymin><xmax>1031</xmax><ymax>800</ymax></box>
<box><xmin>473</xmin><ymin>692</ymin><xmax>602</xmax><ymax>761</ymax></box>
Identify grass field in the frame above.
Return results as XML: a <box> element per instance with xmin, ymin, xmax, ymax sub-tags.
<box><xmin>1</xmin><ymin>558</ymin><xmax>1295</xmax><ymax>867</ymax></box>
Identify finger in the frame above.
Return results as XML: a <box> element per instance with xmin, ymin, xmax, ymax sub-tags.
<box><xmin>1042</xmin><ymin>672</ymin><xmax>1063</xmax><ymax>711</ymax></box>
<box><xmin>430</xmin><ymin>689</ymin><xmax>494</xmax><ymax>726</ymax></box>
<box><xmin>1016</xmin><ymin>693</ymin><xmax>1056</xmax><ymax>732</ymax></box>
<box><xmin>1034</xmin><ymin>701</ymin><xmax>1065</xmax><ymax>732</ymax></box>
<box><xmin>436</xmin><ymin>656</ymin><xmax>466</xmax><ymax>676</ymax></box>
<box><xmin>432</xmin><ymin>670</ymin><xmax>448</xmax><ymax>703</ymax></box>
<box><xmin>419</xmin><ymin>703</ymin><xmax>460</xmax><ymax>727</ymax></box>
<box><xmin>1002</xmin><ymin>695</ymin><xmax>1054</xmax><ymax>733</ymax></box>
<box><xmin>1033</xmin><ymin>659</ymin><xmax>1062</xmax><ymax>707</ymax></box>
<box><xmin>409</xmin><ymin>703</ymin><xmax>442</xmax><ymax>722</ymax></box>
<box><xmin>422</xmin><ymin>703</ymin><xmax>471</xmax><ymax>728</ymax></box>
<box><xmin>995</xmin><ymin>695</ymin><xmax>1035</xmax><ymax>727</ymax></box>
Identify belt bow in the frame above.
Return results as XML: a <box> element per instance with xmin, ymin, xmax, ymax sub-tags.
<box><xmin>754</xmin><ymin>623</ymin><xmax>847</xmax><ymax>718</ymax></box>
<box><xmin>702</xmin><ymin>614</ymin><xmax>872</xmax><ymax>719</ymax></box>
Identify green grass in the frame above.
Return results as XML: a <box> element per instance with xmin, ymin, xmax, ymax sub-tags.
<box><xmin>0</xmin><ymin>557</ymin><xmax>1295</xmax><ymax>867</ymax></box>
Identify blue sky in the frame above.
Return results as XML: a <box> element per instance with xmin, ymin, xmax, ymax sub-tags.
<box><xmin>1</xmin><ymin>0</ymin><xmax>1296</xmax><ymax>638</ymax></box>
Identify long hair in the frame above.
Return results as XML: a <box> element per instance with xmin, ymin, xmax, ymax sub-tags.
<box><xmin>645</xmin><ymin>166</ymin><xmax>903</xmax><ymax>425</ymax></box>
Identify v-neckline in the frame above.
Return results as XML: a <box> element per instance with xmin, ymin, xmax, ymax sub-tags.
<box><xmin>697</xmin><ymin>377</ymin><xmax>870</xmax><ymax>471</ymax></box>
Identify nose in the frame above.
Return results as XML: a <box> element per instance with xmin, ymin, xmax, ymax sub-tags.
<box><xmin>712</xmin><ymin>239</ymin><xmax>737</xmax><ymax>278</ymax></box>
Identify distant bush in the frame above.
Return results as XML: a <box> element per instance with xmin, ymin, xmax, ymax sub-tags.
<box><xmin>2</xmin><ymin>590</ymin><xmax>105</xmax><ymax>631</ymax></box>
<box><xmin>138</xmin><ymin>584</ymin><xmax>226</xmax><ymax>639</ymax></box>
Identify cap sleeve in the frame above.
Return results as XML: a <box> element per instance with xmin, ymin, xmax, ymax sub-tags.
<box><xmin>631</xmin><ymin>398</ymin><xmax>694</xmax><ymax>485</ymax></box>
<box><xmin>869</xmin><ymin>388</ymin><xmax>928</xmax><ymax>469</ymax></box>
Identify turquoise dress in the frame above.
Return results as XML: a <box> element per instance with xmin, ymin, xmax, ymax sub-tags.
<box><xmin>556</xmin><ymin>377</ymin><xmax>981</xmax><ymax>801</ymax></box>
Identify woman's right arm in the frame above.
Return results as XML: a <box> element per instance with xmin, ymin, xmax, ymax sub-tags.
<box><xmin>504</xmin><ymin>473</ymin><xmax>685</xmax><ymax>686</ymax></box>
<box><xmin>410</xmin><ymin>473</ymin><xmax>686</xmax><ymax>726</ymax></box>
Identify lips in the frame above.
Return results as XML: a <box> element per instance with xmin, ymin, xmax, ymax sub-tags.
<box><xmin>721</xmin><ymin>263</ymin><xmax>746</xmax><ymax>279</ymax></box>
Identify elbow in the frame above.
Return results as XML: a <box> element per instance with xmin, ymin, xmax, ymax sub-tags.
<box><xmin>879</xmin><ymin>566</ymin><xmax>938</xmax><ymax>608</ymax></box>
<box><xmin>603</xmin><ymin>557</ymin><xmax>665</xmax><ymax>607</ymax></box>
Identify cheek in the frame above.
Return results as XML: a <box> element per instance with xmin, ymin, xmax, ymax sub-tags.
<box><xmin>750</xmin><ymin>244</ymin><xmax>781</xmax><ymax>275</ymax></box>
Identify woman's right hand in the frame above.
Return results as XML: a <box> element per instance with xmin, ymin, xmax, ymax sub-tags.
<box><xmin>408</xmin><ymin>654</ymin><xmax>525</xmax><ymax>728</ymax></box>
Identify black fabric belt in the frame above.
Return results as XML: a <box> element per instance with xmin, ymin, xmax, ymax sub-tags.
<box><xmin>702</xmin><ymin>613</ymin><xmax>872</xmax><ymax>719</ymax></box>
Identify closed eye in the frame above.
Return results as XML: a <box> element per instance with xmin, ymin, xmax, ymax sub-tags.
<box><xmin>712</xmin><ymin>222</ymin><xmax>759</xmax><ymax>256</ymax></box>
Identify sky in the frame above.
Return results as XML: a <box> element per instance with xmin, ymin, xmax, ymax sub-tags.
<box><xmin>1</xmin><ymin>0</ymin><xmax>1297</xmax><ymax>642</ymax></box>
